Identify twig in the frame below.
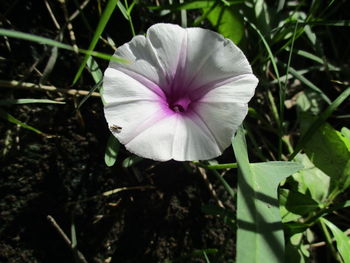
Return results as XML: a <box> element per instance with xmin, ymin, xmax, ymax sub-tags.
<box><xmin>198</xmin><ymin>167</ymin><xmax>225</xmax><ymax>209</ymax></box>
<box><xmin>60</xmin><ymin>0</ymin><xmax>79</xmax><ymax>53</ymax></box>
<box><xmin>47</xmin><ymin>215</ymin><xmax>88</xmax><ymax>263</ymax></box>
<box><xmin>0</xmin><ymin>80</ymin><xmax>100</xmax><ymax>97</ymax></box>
<box><xmin>69</xmin><ymin>0</ymin><xmax>91</xmax><ymax>21</ymax></box>
<box><xmin>310</xmin><ymin>228</ymin><xmax>350</xmax><ymax>248</ymax></box>
<box><xmin>44</xmin><ymin>0</ymin><xmax>61</xmax><ymax>30</ymax></box>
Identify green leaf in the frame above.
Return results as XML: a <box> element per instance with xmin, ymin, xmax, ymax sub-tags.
<box><xmin>292</xmin><ymin>154</ymin><xmax>330</xmax><ymax>203</ymax></box>
<box><xmin>122</xmin><ymin>155</ymin><xmax>143</xmax><ymax>168</ymax></box>
<box><xmin>289</xmin><ymin>86</ymin><xmax>350</xmax><ymax>160</ymax></box>
<box><xmin>321</xmin><ymin>218</ymin><xmax>350</xmax><ymax>263</ymax></box>
<box><xmin>296</xmin><ymin>90</ymin><xmax>325</xmax><ymax>115</ymax></box>
<box><xmin>117</xmin><ymin>1</ymin><xmax>129</xmax><ymax>20</ymax></box>
<box><xmin>341</xmin><ymin>127</ymin><xmax>350</xmax><ymax>142</ymax></box>
<box><xmin>73</xmin><ymin>0</ymin><xmax>119</xmax><ymax>85</ymax></box>
<box><xmin>104</xmin><ymin>135</ymin><xmax>120</xmax><ymax>167</ymax></box>
<box><xmin>254</xmin><ymin>0</ymin><xmax>271</xmax><ymax>38</ymax></box>
<box><xmin>148</xmin><ymin>1</ymin><xmax>218</xmax><ymax>11</ymax></box>
<box><xmin>76</xmin><ymin>56</ymin><xmax>105</xmax><ymax>109</ymax></box>
<box><xmin>279</xmin><ymin>189</ymin><xmax>319</xmax><ymax>222</ymax></box>
<box><xmin>86</xmin><ymin>56</ymin><xmax>103</xmax><ymax>85</ymax></box>
<box><xmin>0</xmin><ymin>108</ymin><xmax>43</xmax><ymax>135</ymax></box>
<box><xmin>303</xmin><ymin>123</ymin><xmax>350</xmax><ymax>194</ymax></box>
<box><xmin>0</xmin><ymin>28</ymin><xmax>128</xmax><ymax>64</ymax></box>
<box><xmin>232</xmin><ymin>126</ymin><xmax>303</xmax><ymax>263</ymax></box>
<box><xmin>206</xmin><ymin>4</ymin><xmax>244</xmax><ymax>44</ymax></box>
<box><xmin>279</xmin><ymin>189</ymin><xmax>303</xmax><ymax>223</ymax></box>
<box><xmin>0</xmin><ymin>99</ymin><xmax>65</xmax><ymax>105</ymax></box>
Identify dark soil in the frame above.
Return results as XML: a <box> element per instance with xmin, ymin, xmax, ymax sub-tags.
<box><xmin>0</xmin><ymin>98</ymin><xmax>236</xmax><ymax>263</ymax></box>
<box><xmin>0</xmin><ymin>1</ymin><xmax>237</xmax><ymax>262</ymax></box>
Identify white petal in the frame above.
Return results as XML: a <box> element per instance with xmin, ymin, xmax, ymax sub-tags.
<box><xmin>109</xmin><ymin>35</ymin><xmax>167</xmax><ymax>89</ymax></box>
<box><xmin>196</xmin><ymin>74</ymin><xmax>259</xmax><ymax>104</ymax></box>
<box><xmin>190</xmin><ymin>76</ymin><xmax>258</xmax><ymax>150</ymax></box>
<box><xmin>171</xmin><ymin>115</ymin><xmax>221</xmax><ymax>161</ymax></box>
<box><xmin>184</xmin><ymin>27</ymin><xmax>253</xmax><ymax>89</ymax></box>
<box><xmin>124</xmin><ymin>114</ymin><xmax>221</xmax><ymax>161</ymax></box>
<box><xmin>191</xmin><ymin>101</ymin><xmax>248</xmax><ymax>151</ymax></box>
<box><xmin>103</xmin><ymin>67</ymin><xmax>165</xmax><ymax>104</ymax></box>
<box><xmin>146</xmin><ymin>23</ymin><xmax>187</xmax><ymax>85</ymax></box>
<box><xmin>103</xmin><ymin>68</ymin><xmax>171</xmax><ymax>146</ymax></box>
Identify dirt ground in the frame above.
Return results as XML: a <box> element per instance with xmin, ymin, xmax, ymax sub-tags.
<box><xmin>0</xmin><ymin>97</ymin><xmax>236</xmax><ymax>263</ymax></box>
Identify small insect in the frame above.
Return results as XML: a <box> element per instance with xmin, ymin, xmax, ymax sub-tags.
<box><xmin>110</xmin><ymin>124</ymin><xmax>122</xmax><ymax>133</ymax></box>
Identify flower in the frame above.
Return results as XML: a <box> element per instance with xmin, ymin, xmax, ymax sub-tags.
<box><xmin>103</xmin><ymin>23</ymin><xmax>258</xmax><ymax>161</ymax></box>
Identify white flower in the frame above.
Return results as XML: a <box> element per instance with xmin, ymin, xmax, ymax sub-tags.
<box><xmin>103</xmin><ymin>23</ymin><xmax>258</xmax><ymax>161</ymax></box>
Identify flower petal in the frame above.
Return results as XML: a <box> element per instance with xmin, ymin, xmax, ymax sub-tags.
<box><xmin>109</xmin><ymin>34</ymin><xmax>168</xmax><ymax>91</ymax></box>
<box><xmin>184</xmin><ymin>27</ymin><xmax>253</xmax><ymax>90</ymax></box>
<box><xmin>103</xmin><ymin>67</ymin><xmax>165</xmax><ymax>104</ymax></box>
<box><xmin>190</xmin><ymin>76</ymin><xmax>258</xmax><ymax>151</ymax></box>
<box><xmin>103</xmin><ymin>68</ymin><xmax>171</xmax><ymax>146</ymax></box>
<box><xmin>146</xmin><ymin>23</ymin><xmax>187</xmax><ymax>87</ymax></box>
<box><xmin>194</xmin><ymin>74</ymin><xmax>259</xmax><ymax>103</ymax></box>
<box><xmin>124</xmin><ymin>114</ymin><xmax>221</xmax><ymax>161</ymax></box>
<box><xmin>191</xmin><ymin>101</ymin><xmax>248</xmax><ymax>152</ymax></box>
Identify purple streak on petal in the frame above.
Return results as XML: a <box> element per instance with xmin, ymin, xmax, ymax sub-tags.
<box><xmin>124</xmin><ymin>105</ymin><xmax>175</xmax><ymax>145</ymax></box>
<box><xmin>116</xmin><ymin>67</ymin><xmax>167</xmax><ymax>101</ymax></box>
<box><xmin>169</xmin><ymin>31</ymin><xmax>188</xmax><ymax>99</ymax></box>
<box><xmin>189</xmin><ymin>73</ymin><xmax>254</xmax><ymax>102</ymax></box>
<box><xmin>183</xmin><ymin>41</ymin><xmax>224</xmax><ymax>91</ymax></box>
<box><xmin>186</xmin><ymin>108</ymin><xmax>222</xmax><ymax>149</ymax></box>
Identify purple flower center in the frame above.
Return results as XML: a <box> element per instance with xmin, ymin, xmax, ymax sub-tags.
<box><xmin>168</xmin><ymin>96</ymin><xmax>192</xmax><ymax>113</ymax></box>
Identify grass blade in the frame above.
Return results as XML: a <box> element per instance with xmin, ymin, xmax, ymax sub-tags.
<box><xmin>0</xmin><ymin>108</ymin><xmax>43</xmax><ymax>135</ymax></box>
<box><xmin>0</xmin><ymin>28</ymin><xmax>128</xmax><ymax>64</ymax></box>
<box><xmin>0</xmin><ymin>99</ymin><xmax>65</xmax><ymax>105</ymax></box>
<box><xmin>72</xmin><ymin>0</ymin><xmax>119</xmax><ymax>85</ymax></box>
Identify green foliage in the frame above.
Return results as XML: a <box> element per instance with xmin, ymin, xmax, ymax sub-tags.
<box><xmin>233</xmin><ymin>127</ymin><xmax>303</xmax><ymax>263</ymax></box>
<box><xmin>321</xmin><ymin>218</ymin><xmax>350</xmax><ymax>263</ymax></box>
<box><xmin>205</xmin><ymin>4</ymin><xmax>244</xmax><ymax>44</ymax></box>
<box><xmin>104</xmin><ymin>135</ymin><xmax>120</xmax><ymax>167</ymax></box>
<box><xmin>2</xmin><ymin>0</ymin><xmax>350</xmax><ymax>262</ymax></box>
<box><xmin>304</xmin><ymin>123</ymin><xmax>350</xmax><ymax>196</ymax></box>
<box><xmin>0</xmin><ymin>29</ymin><xmax>128</xmax><ymax>64</ymax></box>
<box><xmin>72</xmin><ymin>0</ymin><xmax>119</xmax><ymax>85</ymax></box>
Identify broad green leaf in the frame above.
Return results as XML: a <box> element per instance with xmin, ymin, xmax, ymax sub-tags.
<box><xmin>206</xmin><ymin>5</ymin><xmax>244</xmax><ymax>44</ymax></box>
<box><xmin>104</xmin><ymin>135</ymin><xmax>120</xmax><ymax>167</ymax></box>
<box><xmin>279</xmin><ymin>189</ymin><xmax>303</xmax><ymax>223</ymax></box>
<box><xmin>285</xmin><ymin>242</ymin><xmax>306</xmax><ymax>263</ymax></box>
<box><xmin>321</xmin><ymin>218</ymin><xmax>350</xmax><ymax>263</ymax></box>
<box><xmin>303</xmin><ymin>123</ymin><xmax>350</xmax><ymax>194</ymax></box>
<box><xmin>289</xmin><ymin>86</ymin><xmax>350</xmax><ymax>160</ymax></box>
<box><xmin>0</xmin><ymin>29</ymin><xmax>128</xmax><ymax>64</ymax></box>
<box><xmin>279</xmin><ymin>189</ymin><xmax>319</xmax><ymax>223</ymax></box>
<box><xmin>232</xmin><ymin>126</ymin><xmax>303</xmax><ymax>263</ymax></box>
<box><xmin>341</xmin><ymin>127</ymin><xmax>350</xmax><ymax>142</ymax></box>
<box><xmin>73</xmin><ymin>0</ymin><xmax>119</xmax><ymax>84</ymax></box>
<box><xmin>292</xmin><ymin>154</ymin><xmax>330</xmax><ymax>203</ymax></box>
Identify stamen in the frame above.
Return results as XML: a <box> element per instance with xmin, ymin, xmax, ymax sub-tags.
<box><xmin>171</xmin><ymin>104</ymin><xmax>185</xmax><ymax>113</ymax></box>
